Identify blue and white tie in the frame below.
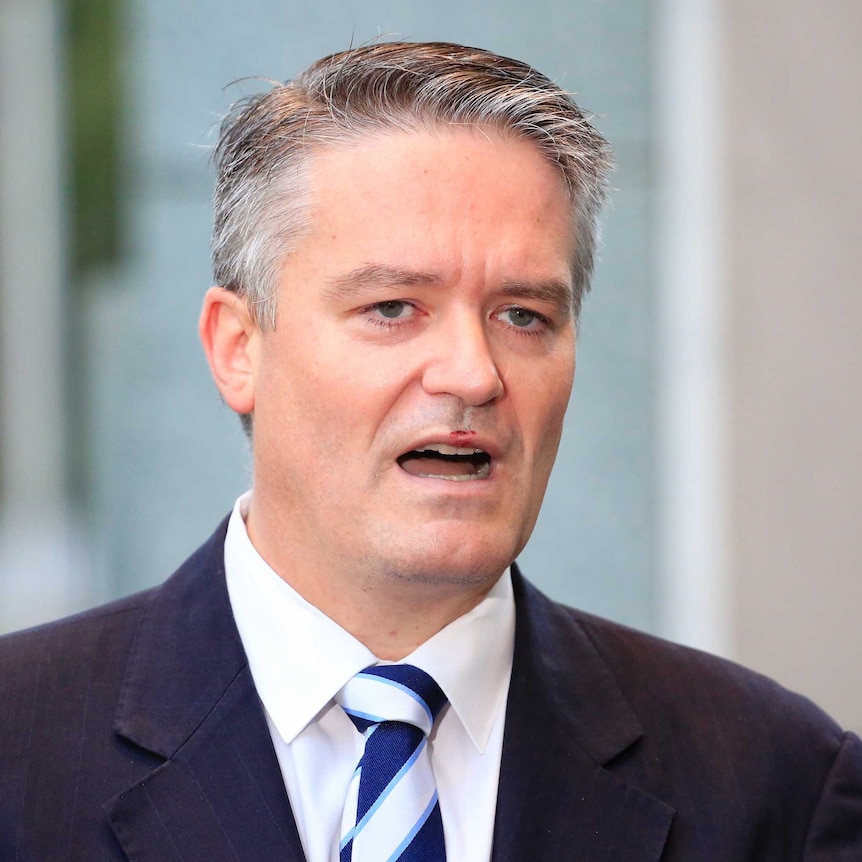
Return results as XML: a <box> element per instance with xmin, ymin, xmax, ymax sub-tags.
<box><xmin>337</xmin><ymin>664</ymin><xmax>448</xmax><ymax>862</ymax></box>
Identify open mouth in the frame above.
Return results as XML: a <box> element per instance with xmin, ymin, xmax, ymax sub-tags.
<box><xmin>397</xmin><ymin>443</ymin><xmax>492</xmax><ymax>481</ymax></box>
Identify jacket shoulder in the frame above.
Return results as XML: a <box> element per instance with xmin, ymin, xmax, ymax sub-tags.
<box><xmin>565</xmin><ymin>601</ymin><xmax>846</xmax><ymax>741</ymax></box>
<box><xmin>0</xmin><ymin>514</ymin><xmax>230</xmax><ymax>685</ymax></box>
<box><xmin>0</xmin><ymin>589</ymin><xmax>152</xmax><ymax>684</ymax></box>
<box><xmin>0</xmin><ymin>519</ymin><xmax>232</xmax><ymax>859</ymax></box>
<box><xmin>514</xmin><ymin>575</ymin><xmax>862</xmax><ymax>857</ymax></box>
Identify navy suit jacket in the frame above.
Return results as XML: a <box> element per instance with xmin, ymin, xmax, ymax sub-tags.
<box><xmin>2</xmin><ymin>518</ymin><xmax>861</xmax><ymax>860</ymax></box>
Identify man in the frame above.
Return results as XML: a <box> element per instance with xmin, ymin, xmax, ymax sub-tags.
<box><xmin>1</xmin><ymin>41</ymin><xmax>860</xmax><ymax>861</ymax></box>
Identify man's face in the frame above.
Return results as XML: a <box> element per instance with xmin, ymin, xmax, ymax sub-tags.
<box><xmin>246</xmin><ymin>128</ymin><xmax>576</xmax><ymax>590</ymax></box>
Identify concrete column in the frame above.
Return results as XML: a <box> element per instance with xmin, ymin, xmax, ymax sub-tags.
<box><xmin>656</xmin><ymin>0</ymin><xmax>730</xmax><ymax>657</ymax></box>
<box><xmin>724</xmin><ymin>1</ymin><xmax>862</xmax><ymax>732</ymax></box>
<box><xmin>0</xmin><ymin>0</ymin><xmax>86</xmax><ymax>632</ymax></box>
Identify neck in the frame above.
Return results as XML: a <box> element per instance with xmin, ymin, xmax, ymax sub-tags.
<box><xmin>245</xmin><ymin>506</ymin><xmax>499</xmax><ymax>660</ymax></box>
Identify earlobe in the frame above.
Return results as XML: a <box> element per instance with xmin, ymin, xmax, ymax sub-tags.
<box><xmin>199</xmin><ymin>286</ymin><xmax>259</xmax><ymax>416</ymax></box>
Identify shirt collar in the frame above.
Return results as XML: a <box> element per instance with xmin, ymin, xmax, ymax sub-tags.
<box><xmin>224</xmin><ymin>492</ymin><xmax>515</xmax><ymax>753</ymax></box>
<box><xmin>401</xmin><ymin>573</ymin><xmax>514</xmax><ymax>753</ymax></box>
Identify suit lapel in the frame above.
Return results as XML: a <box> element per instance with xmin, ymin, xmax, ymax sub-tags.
<box><xmin>492</xmin><ymin>568</ymin><xmax>674</xmax><ymax>862</ymax></box>
<box><xmin>104</xmin><ymin>521</ymin><xmax>306</xmax><ymax>861</ymax></box>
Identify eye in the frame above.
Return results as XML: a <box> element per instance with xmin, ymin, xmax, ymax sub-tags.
<box><xmin>496</xmin><ymin>305</ymin><xmax>552</xmax><ymax>333</ymax></box>
<box><xmin>504</xmin><ymin>307</ymin><xmax>538</xmax><ymax>328</ymax></box>
<box><xmin>360</xmin><ymin>299</ymin><xmax>418</xmax><ymax>329</ymax></box>
<box><xmin>375</xmin><ymin>300</ymin><xmax>410</xmax><ymax>319</ymax></box>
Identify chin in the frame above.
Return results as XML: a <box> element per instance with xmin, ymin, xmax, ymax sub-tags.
<box><xmin>385</xmin><ymin>568</ymin><xmax>499</xmax><ymax>588</ymax></box>
<box><xmin>370</xmin><ymin>524</ymin><xmax>523</xmax><ymax>586</ymax></box>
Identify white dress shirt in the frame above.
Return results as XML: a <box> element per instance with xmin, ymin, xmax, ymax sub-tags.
<box><xmin>224</xmin><ymin>493</ymin><xmax>515</xmax><ymax>862</ymax></box>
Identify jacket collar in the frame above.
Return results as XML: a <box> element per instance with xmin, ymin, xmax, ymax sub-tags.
<box><xmin>491</xmin><ymin>566</ymin><xmax>674</xmax><ymax>861</ymax></box>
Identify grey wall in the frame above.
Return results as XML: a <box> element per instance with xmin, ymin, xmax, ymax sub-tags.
<box><xmin>725</xmin><ymin>0</ymin><xmax>862</xmax><ymax>733</ymax></box>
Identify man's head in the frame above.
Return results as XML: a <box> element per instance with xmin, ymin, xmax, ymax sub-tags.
<box><xmin>200</xmin><ymin>42</ymin><xmax>612</xmax><ymax>639</ymax></box>
<box><xmin>211</xmin><ymin>41</ymin><xmax>612</xmax><ymax>330</ymax></box>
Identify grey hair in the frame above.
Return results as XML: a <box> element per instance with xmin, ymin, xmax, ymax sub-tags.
<box><xmin>211</xmin><ymin>41</ymin><xmax>614</xmax><ymax>330</ymax></box>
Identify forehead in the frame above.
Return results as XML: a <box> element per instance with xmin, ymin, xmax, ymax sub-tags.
<box><xmin>295</xmin><ymin>127</ymin><xmax>577</xmax><ymax>278</ymax></box>
<box><xmin>307</xmin><ymin>123</ymin><xmax>571</xmax><ymax>202</ymax></box>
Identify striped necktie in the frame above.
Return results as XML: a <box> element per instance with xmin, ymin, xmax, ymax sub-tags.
<box><xmin>337</xmin><ymin>664</ymin><xmax>448</xmax><ymax>862</ymax></box>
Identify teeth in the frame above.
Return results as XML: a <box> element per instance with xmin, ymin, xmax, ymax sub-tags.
<box><xmin>416</xmin><ymin>443</ymin><xmax>484</xmax><ymax>456</ymax></box>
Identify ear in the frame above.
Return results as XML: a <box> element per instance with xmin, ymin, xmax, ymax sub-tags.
<box><xmin>199</xmin><ymin>286</ymin><xmax>259</xmax><ymax>416</ymax></box>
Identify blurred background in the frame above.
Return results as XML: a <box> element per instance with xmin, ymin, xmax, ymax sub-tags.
<box><xmin>1</xmin><ymin>0</ymin><xmax>859</xmax><ymax>733</ymax></box>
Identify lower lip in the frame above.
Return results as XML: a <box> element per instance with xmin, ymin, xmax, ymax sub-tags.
<box><xmin>396</xmin><ymin>462</ymin><xmax>496</xmax><ymax>487</ymax></box>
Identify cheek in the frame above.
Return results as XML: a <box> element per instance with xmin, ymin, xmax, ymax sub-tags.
<box><xmin>273</xmin><ymin>359</ymin><xmax>401</xmax><ymax>462</ymax></box>
<box><xmin>523</xmin><ymin>359</ymin><xmax>574</xmax><ymax>451</ymax></box>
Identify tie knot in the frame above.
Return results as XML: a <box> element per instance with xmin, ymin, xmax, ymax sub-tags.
<box><xmin>337</xmin><ymin>664</ymin><xmax>448</xmax><ymax>737</ymax></box>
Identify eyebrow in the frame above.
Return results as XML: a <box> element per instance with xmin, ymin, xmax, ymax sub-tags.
<box><xmin>323</xmin><ymin>263</ymin><xmax>574</xmax><ymax>312</ymax></box>
<box><xmin>323</xmin><ymin>264</ymin><xmax>441</xmax><ymax>300</ymax></box>
<box><xmin>500</xmin><ymin>280</ymin><xmax>574</xmax><ymax>313</ymax></box>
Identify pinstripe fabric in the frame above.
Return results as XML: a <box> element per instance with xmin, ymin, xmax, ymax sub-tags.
<box><xmin>337</xmin><ymin>665</ymin><xmax>448</xmax><ymax>862</ymax></box>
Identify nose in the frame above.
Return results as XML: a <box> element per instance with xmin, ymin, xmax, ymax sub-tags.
<box><xmin>420</xmin><ymin>316</ymin><xmax>504</xmax><ymax>406</ymax></box>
